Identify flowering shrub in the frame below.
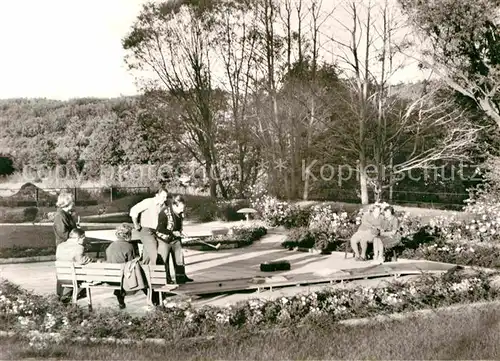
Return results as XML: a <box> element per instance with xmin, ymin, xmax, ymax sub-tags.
<box><xmin>309</xmin><ymin>204</ymin><xmax>358</xmax><ymax>239</ymax></box>
<box><xmin>1</xmin><ymin>268</ymin><xmax>498</xmax><ymax>342</ymax></box>
<box><xmin>183</xmin><ymin>225</ymin><xmax>268</xmax><ymax>250</ymax></box>
<box><xmin>402</xmin><ymin>242</ymin><xmax>500</xmax><ymax>268</ymax></box>
<box><xmin>254</xmin><ymin>195</ymin><xmax>310</xmax><ymax>229</ymax></box>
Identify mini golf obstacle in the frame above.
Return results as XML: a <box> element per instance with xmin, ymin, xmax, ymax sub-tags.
<box><xmin>84</xmin><ymin>228</ymin><xmax>217</xmax><ymax>257</ymax></box>
<box><xmin>167</xmin><ymin>260</ymin><xmax>459</xmax><ymax>296</ymax></box>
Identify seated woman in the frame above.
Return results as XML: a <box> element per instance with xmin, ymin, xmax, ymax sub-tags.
<box><xmin>373</xmin><ymin>205</ymin><xmax>401</xmax><ymax>264</ymax></box>
<box><xmin>350</xmin><ymin>205</ymin><xmax>383</xmax><ymax>260</ymax></box>
<box><xmin>55</xmin><ymin>228</ymin><xmax>96</xmax><ymax>303</ymax></box>
<box><xmin>105</xmin><ymin>223</ymin><xmax>137</xmax><ymax>309</ymax></box>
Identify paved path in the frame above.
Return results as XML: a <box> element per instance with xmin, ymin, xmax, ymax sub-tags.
<box><xmin>0</xmin><ymin>228</ymin><xmax>448</xmax><ymax>316</ymax></box>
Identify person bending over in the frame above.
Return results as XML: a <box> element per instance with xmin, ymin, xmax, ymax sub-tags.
<box><xmin>129</xmin><ymin>186</ymin><xmax>168</xmax><ymax>265</ymax></box>
<box><xmin>156</xmin><ymin>195</ymin><xmax>193</xmax><ymax>284</ymax></box>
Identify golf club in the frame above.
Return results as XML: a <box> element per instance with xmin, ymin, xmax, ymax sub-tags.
<box><xmin>181</xmin><ymin>233</ymin><xmax>221</xmax><ymax>250</ymax></box>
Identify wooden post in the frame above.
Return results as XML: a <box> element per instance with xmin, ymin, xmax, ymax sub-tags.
<box><xmin>110</xmin><ymin>187</ymin><xmax>113</xmax><ymax>203</ymax></box>
<box><xmin>35</xmin><ymin>188</ymin><xmax>39</xmax><ymax>204</ymax></box>
<box><xmin>73</xmin><ymin>187</ymin><xmax>77</xmax><ymax>202</ymax></box>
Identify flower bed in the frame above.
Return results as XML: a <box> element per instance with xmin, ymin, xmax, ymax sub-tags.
<box><xmin>183</xmin><ymin>225</ymin><xmax>267</xmax><ymax>250</ymax></box>
<box><xmin>1</xmin><ymin>267</ymin><xmax>498</xmax><ymax>343</ymax></box>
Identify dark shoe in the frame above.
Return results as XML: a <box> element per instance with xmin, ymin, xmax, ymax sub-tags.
<box><xmin>77</xmin><ymin>289</ymin><xmax>87</xmax><ymax>300</ymax></box>
<box><xmin>175</xmin><ymin>266</ymin><xmax>193</xmax><ymax>283</ymax></box>
<box><xmin>116</xmin><ymin>295</ymin><xmax>126</xmax><ymax>309</ymax></box>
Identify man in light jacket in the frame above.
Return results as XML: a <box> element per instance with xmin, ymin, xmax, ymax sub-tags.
<box><xmin>55</xmin><ymin>228</ymin><xmax>95</xmax><ymax>303</ymax></box>
<box><xmin>129</xmin><ymin>186</ymin><xmax>168</xmax><ymax>265</ymax></box>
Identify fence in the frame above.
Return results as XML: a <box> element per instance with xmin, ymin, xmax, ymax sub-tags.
<box><xmin>0</xmin><ymin>186</ymin><xmax>156</xmax><ymax>207</ymax></box>
<box><xmin>0</xmin><ymin>184</ymin><xmax>471</xmax><ymax>210</ymax></box>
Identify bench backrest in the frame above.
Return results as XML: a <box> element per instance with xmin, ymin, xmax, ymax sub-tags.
<box><xmin>142</xmin><ymin>264</ymin><xmax>172</xmax><ymax>286</ymax></box>
<box><xmin>55</xmin><ymin>262</ymin><xmax>174</xmax><ymax>288</ymax></box>
<box><xmin>55</xmin><ymin>261</ymin><xmax>124</xmax><ymax>284</ymax></box>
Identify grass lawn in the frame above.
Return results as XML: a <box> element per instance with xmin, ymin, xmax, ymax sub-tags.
<box><xmin>1</xmin><ymin>302</ymin><xmax>499</xmax><ymax>360</ymax></box>
<box><xmin>0</xmin><ymin>225</ymin><xmax>115</xmax><ymax>250</ymax></box>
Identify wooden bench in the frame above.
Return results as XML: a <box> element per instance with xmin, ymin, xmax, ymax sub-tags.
<box><xmin>343</xmin><ymin>238</ymin><xmax>398</xmax><ymax>261</ymax></box>
<box><xmin>142</xmin><ymin>264</ymin><xmax>179</xmax><ymax>305</ymax></box>
<box><xmin>55</xmin><ymin>261</ymin><xmax>179</xmax><ymax>309</ymax></box>
<box><xmin>55</xmin><ymin>261</ymin><xmax>124</xmax><ymax>310</ymax></box>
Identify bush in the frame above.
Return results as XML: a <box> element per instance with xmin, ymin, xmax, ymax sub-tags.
<box><xmin>254</xmin><ymin>196</ymin><xmax>311</xmax><ymax>229</ymax></box>
<box><xmin>281</xmin><ymin>228</ymin><xmax>317</xmax><ymax>249</ymax></box>
<box><xmin>401</xmin><ymin>242</ymin><xmax>500</xmax><ymax>268</ymax></box>
<box><xmin>23</xmin><ymin>207</ymin><xmax>39</xmax><ymax>222</ymax></box>
<box><xmin>0</xmin><ymin>155</ymin><xmax>15</xmax><ymax>176</ymax></box>
<box><xmin>215</xmin><ymin>199</ymin><xmax>251</xmax><ymax>221</ymax></box>
<box><xmin>183</xmin><ymin>225</ymin><xmax>267</xmax><ymax>250</ymax></box>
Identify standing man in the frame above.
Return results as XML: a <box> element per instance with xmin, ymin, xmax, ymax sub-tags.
<box><xmin>129</xmin><ymin>186</ymin><xmax>168</xmax><ymax>264</ymax></box>
<box><xmin>156</xmin><ymin>195</ymin><xmax>193</xmax><ymax>284</ymax></box>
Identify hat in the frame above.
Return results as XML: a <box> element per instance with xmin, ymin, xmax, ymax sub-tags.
<box><xmin>115</xmin><ymin>223</ymin><xmax>133</xmax><ymax>242</ymax></box>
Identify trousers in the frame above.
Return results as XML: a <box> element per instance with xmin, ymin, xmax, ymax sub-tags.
<box><xmin>139</xmin><ymin>227</ymin><xmax>158</xmax><ymax>265</ymax></box>
<box><xmin>157</xmin><ymin>239</ymin><xmax>184</xmax><ymax>267</ymax></box>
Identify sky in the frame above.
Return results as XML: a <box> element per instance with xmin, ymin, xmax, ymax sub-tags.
<box><xmin>0</xmin><ymin>0</ymin><xmax>147</xmax><ymax>100</ymax></box>
<box><xmin>0</xmin><ymin>0</ymin><xmax>428</xmax><ymax>101</ymax></box>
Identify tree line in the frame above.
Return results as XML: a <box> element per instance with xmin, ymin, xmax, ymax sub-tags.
<box><xmin>2</xmin><ymin>0</ymin><xmax>500</xmax><ymax>205</ymax></box>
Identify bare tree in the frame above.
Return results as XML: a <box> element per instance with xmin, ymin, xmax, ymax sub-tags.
<box><xmin>211</xmin><ymin>0</ymin><xmax>262</xmax><ymax>197</ymax></box>
<box><xmin>123</xmin><ymin>2</ymin><xmax>227</xmax><ymax>198</ymax></box>
<box><xmin>321</xmin><ymin>0</ymin><xmax>477</xmax><ymax>203</ymax></box>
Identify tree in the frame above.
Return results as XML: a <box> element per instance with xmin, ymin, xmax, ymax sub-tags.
<box><xmin>123</xmin><ymin>2</ymin><xmax>226</xmax><ymax>198</ymax></box>
<box><xmin>399</xmin><ymin>0</ymin><xmax>500</xmax><ymax>128</ymax></box>
<box><xmin>321</xmin><ymin>0</ymin><xmax>478</xmax><ymax>203</ymax></box>
<box><xmin>0</xmin><ymin>155</ymin><xmax>14</xmax><ymax>176</ymax></box>
<box><xmin>209</xmin><ymin>0</ymin><xmax>262</xmax><ymax>198</ymax></box>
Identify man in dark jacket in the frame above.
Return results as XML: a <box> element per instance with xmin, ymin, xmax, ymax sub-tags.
<box><xmin>105</xmin><ymin>223</ymin><xmax>137</xmax><ymax>309</ymax></box>
<box><xmin>156</xmin><ymin>195</ymin><xmax>193</xmax><ymax>284</ymax></box>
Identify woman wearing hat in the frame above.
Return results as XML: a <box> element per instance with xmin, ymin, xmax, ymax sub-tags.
<box><xmin>53</xmin><ymin>192</ymin><xmax>78</xmax><ymax>246</ymax></box>
<box><xmin>53</xmin><ymin>192</ymin><xmax>78</xmax><ymax>299</ymax></box>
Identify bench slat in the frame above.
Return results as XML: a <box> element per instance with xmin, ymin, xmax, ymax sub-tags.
<box><xmin>73</xmin><ymin>275</ymin><xmax>122</xmax><ymax>283</ymax></box>
<box><xmin>55</xmin><ymin>261</ymin><xmax>123</xmax><ymax>270</ymax></box>
<box><xmin>55</xmin><ymin>268</ymin><xmax>123</xmax><ymax>277</ymax></box>
<box><xmin>73</xmin><ymin>269</ymin><xmax>123</xmax><ymax>276</ymax></box>
<box><xmin>78</xmin><ymin>263</ymin><xmax>124</xmax><ymax>270</ymax></box>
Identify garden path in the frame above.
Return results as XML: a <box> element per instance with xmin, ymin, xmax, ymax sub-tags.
<box><xmin>0</xmin><ymin>226</ymin><xmax>452</xmax><ymax>317</ymax></box>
